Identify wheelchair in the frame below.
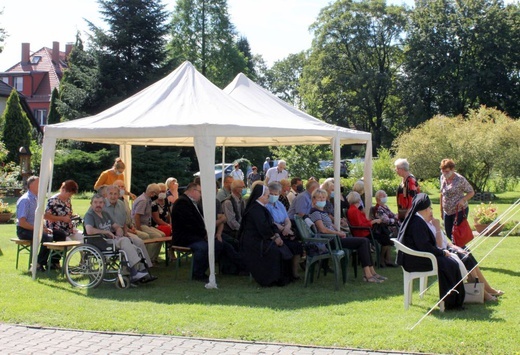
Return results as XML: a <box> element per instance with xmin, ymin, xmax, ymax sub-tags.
<box><xmin>64</xmin><ymin>233</ymin><xmax>152</xmax><ymax>289</ymax></box>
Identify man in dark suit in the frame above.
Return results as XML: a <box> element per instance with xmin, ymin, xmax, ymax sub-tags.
<box><xmin>171</xmin><ymin>182</ymin><xmax>223</xmax><ymax>281</ymax></box>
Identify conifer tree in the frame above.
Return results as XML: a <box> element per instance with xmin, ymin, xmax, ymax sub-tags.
<box><xmin>1</xmin><ymin>89</ymin><xmax>32</xmax><ymax>163</ymax></box>
<box><xmin>47</xmin><ymin>87</ymin><xmax>61</xmax><ymax>125</ymax></box>
<box><xmin>168</xmin><ymin>0</ymin><xmax>247</xmax><ymax>87</ymax></box>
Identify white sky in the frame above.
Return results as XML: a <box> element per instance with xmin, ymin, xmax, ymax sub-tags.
<box><xmin>0</xmin><ymin>0</ymin><xmax>516</xmax><ymax>70</ymax></box>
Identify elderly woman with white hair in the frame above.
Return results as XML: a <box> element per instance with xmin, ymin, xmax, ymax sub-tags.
<box><xmin>310</xmin><ymin>188</ymin><xmax>386</xmax><ymax>283</ymax></box>
<box><xmin>373</xmin><ymin>190</ymin><xmax>399</xmax><ymax>267</ymax></box>
<box><xmin>394</xmin><ymin>158</ymin><xmax>420</xmax><ymax>221</ymax></box>
<box><xmin>346</xmin><ymin>191</ymin><xmax>382</xmax><ymax>238</ymax></box>
<box><xmin>352</xmin><ymin>180</ymin><xmax>365</xmax><ymax>210</ymax></box>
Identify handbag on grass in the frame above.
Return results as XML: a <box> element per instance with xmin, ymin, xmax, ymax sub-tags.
<box><xmin>452</xmin><ymin>207</ymin><xmax>474</xmax><ymax>247</ymax></box>
<box><xmin>464</xmin><ymin>279</ymin><xmax>485</xmax><ymax>304</ymax></box>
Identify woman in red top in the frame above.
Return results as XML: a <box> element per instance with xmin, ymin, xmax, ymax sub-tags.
<box><xmin>346</xmin><ymin>191</ymin><xmax>381</xmax><ymax>238</ymax></box>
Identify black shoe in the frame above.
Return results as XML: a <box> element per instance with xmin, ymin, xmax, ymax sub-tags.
<box><xmin>385</xmin><ymin>262</ymin><xmax>398</xmax><ymax>268</ymax></box>
<box><xmin>36</xmin><ymin>265</ymin><xmax>46</xmax><ymax>272</ymax></box>
<box><xmin>140</xmin><ymin>275</ymin><xmax>158</xmax><ymax>284</ymax></box>
<box><xmin>50</xmin><ymin>263</ymin><xmax>61</xmax><ymax>270</ymax></box>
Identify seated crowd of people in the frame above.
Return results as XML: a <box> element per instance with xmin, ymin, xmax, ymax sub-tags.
<box><xmin>16</xmin><ymin>156</ymin><xmax>503</xmax><ymax>304</ymax></box>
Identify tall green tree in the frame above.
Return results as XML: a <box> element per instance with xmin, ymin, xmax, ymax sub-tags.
<box><xmin>301</xmin><ymin>0</ymin><xmax>408</xmax><ymax>153</ymax></box>
<box><xmin>1</xmin><ymin>89</ymin><xmax>32</xmax><ymax>163</ymax></box>
<box><xmin>47</xmin><ymin>88</ymin><xmax>61</xmax><ymax>125</ymax></box>
<box><xmin>265</xmin><ymin>52</ymin><xmax>306</xmax><ymax>108</ymax></box>
<box><xmin>88</xmin><ymin>0</ymin><xmax>170</xmax><ymax>108</ymax></box>
<box><xmin>168</xmin><ymin>0</ymin><xmax>247</xmax><ymax>87</ymax></box>
<box><xmin>58</xmin><ymin>34</ymin><xmax>102</xmax><ymax>121</ymax></box>
<box><xmin>403</xmin><ymin>0</ymin><xmax>520</xmax><ymax>121</ymax></box>
<box><xmin>236</xmin><ymin>36</ymin><xmax>255</xmax><ymax>79</ymax></box>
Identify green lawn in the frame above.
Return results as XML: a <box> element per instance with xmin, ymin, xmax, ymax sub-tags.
<box><xmin>1</xmin><ymin>194</ymin><xmax>519</xmax><ymax>354</ymax></box>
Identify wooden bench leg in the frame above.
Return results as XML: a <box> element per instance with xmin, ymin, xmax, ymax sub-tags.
<box><xmin>15</xmin><ymin>243</ymin><xmax>32</xmax><ymax>270</ymax></box>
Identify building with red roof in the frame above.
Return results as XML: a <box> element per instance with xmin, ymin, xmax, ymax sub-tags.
<box><xmin>0</xmin><ymin>42</ymin><xmax>72</xmax><ymax>127</ymax></box>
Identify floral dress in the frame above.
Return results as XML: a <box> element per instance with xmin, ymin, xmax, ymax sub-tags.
<box><xmin>440</xmin><ymin>173</ymin><xmax>473</xmax><ymax>216</ymax></box>
<box><xmin>151</xmin><ymin>200</ymin><xmax>170</xmax><ymax>227</ymax></box>
<box><xmin>46</xmin><ymin>194</ymin><xmax>74</xmax><ymax>237</ymax></box>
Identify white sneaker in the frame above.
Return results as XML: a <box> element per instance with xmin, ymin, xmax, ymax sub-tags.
<box><xmin>131</xmin><ymin>271</ymin><xmax>148</xmax><ymax>282</ymax></box>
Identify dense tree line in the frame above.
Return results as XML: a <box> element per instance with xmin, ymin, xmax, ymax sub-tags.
<box><xmin>1</xmin><ymin>0</ymin><xmax>518</xmax><ymax>188</ymax></box>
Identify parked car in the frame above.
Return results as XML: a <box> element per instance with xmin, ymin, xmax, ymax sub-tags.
<box><xmin>319</xmin><ymin>160</ymin><xmax>348</xmax><ymax>176</ymax></box>
<box><xmin>194</xmin><ymin>163</ymin><xmax>252</xmax><ymax>187</ymax></box>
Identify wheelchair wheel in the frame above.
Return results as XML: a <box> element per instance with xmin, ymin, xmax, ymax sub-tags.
<box><xmin>65</xmin><ymin>245</ymin><xmax>105</xmax><ymax>288</ymax></box>
<box><xmin>103</xmin><ymin>253</ymin><xmax>120</xmax><ymax>283</ymax></box>
<box><xmin>115</xmin><ymin>275</ymin><xmax>131</xmax><ymax>289</ymax></box>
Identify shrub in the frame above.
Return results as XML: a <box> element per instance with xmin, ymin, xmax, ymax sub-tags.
<box><xmin>393</xmin><ymin>106</ymin><xmax>520</xmax><ymax>192</ymax></box>
<box><xmin>52</xmin><ymin>148</ymin><xmax>114</xmax><ymax>191</ymax></box>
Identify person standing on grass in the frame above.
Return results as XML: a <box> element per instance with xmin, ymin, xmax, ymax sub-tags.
<box><xmin>439</xmin><ymin>158</ymin><xmax>474</xmax><ymax>242</ymax></box>
<box><xmin>394</xmin><ymin>158</ymin><xmax>420</xmax><ymax>221</ymax></box>
<box><xmin>230</xmin><ymin>163</ymin><xmax>244</xmax><ymax>181</ymax></box>
<box><xmin>94</xmin><ymin>157</ymin><xmax>136</xmax><ymax>199</ymax></box>
<box><xmin>264</xmin><ymin>160</ymin><xmax>289</xmax><ymax>184</ymax></box>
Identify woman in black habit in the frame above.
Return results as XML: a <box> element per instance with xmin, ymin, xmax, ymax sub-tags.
<box><xmin>397</xmin><ymin>193</ymin><xmax>465</xmax><ymax>310</ymax></box>
<box><xmin>239</xmin><ymin>184</ymin><xmax>293</xmax><ymax>287</ymax></box>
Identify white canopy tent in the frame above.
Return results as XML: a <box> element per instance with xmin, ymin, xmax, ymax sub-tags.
<box><xmin>32</xmin><ymin>61</ymin><xmax>372</xmax><ymax>286</ymax></box>
<box><xmin>224</xmin><ymin>73</ymin><xmax>373</xmax><ymax>226</ymax></box>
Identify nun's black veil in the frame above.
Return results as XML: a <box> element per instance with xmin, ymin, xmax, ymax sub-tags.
<box><xmin>397</xmin><ymin>192</ymin><xmax>431</xmax><ymax>242</ymax></box>
<box><xmin>243</xmin><ymin>184</ymin><xmax>267</xmax><ymax>215</ymax></box>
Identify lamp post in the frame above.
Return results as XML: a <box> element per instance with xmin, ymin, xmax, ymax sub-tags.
<box><xmin>19</xmin><ymin>146</ymin><xmax>32</xmax><ymax>188</ymax></box>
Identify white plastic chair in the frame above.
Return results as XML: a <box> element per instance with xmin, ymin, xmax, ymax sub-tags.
<box><xmin>391</xmin><ymin>238</ymin><xmax>444</xmax><ymax>312</ymax></box>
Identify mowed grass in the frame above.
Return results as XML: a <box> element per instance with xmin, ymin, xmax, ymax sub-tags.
<box><xmin>0</xmin><ymin>194</ymin><xmax>519</xmax><ymax>354</ymax></box>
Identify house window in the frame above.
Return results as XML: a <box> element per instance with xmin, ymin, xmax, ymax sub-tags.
<box><xmin>31</xmin><ymin>56</ymin><xmax>41</xmax><ymax>64</ymax></box>
<box><xmin>1</xmin><ymin>77</ymin><xmax>8</xmax><ymax>84</ymax></box>
<box><xmin>14</xmin><ymin>77</ymin><xmax>23</xmax><ymax>91</ymax></box>
<box><xmin>35</xmin><ymin>109</ymin><xmax>47</xmax><ymax>126</ymax></box>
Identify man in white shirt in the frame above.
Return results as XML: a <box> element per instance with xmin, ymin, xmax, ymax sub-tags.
<box><xmin>229</xmin><ymin>163</ymin><xmax>244</xmax><ymax>181</ymax></box>
<box><xmin>265</xmin><ymin>160</ymin><xmax>289</xmax><ymax>184</ymax></box>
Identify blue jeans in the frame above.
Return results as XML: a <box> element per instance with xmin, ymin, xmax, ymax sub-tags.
<box><xmin>444</xmin><ymin>207</ymin><xmax>469</xmax><ymax>241</ymax></box>
<box><xmin>188</xmin><ymin>240</ymin><xmax>223</xmax><ymax>278</ymax></box>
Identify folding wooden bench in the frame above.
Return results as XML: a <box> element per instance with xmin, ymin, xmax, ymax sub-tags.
<box><xmin>43</xmin><ymin>241</ymin><xmax>81</xmax><ymax>276</ymax></box>
<box><xmin>143</xmin><ymin>236</ymin><xmax>172</xmax><ymax>266</ymax></box>
<box><xmin>10</xmin><ymin>238</ymin><xmax>32</xmax><ymax>270</ymax></box>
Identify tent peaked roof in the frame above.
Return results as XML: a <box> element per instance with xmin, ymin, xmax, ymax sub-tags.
<box><xmin>44</xmin><ymin>61</ymin><xmax>369</xmax><ymax>147</ymax></box>
<box><xmin>224</xmin><ymin>73</ymin><xmax>370</xmax><ymax>143</ymax></box>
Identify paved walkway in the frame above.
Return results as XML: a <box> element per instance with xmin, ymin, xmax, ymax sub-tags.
<box><xmin>0</xmin><ymin>323</ymin><xmax>421</xmax><ymax>355</ymax></box>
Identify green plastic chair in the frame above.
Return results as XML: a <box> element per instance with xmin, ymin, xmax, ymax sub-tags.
<box><xmin>344</xmin><ymin>213</ymin><xmax>381</xmax><ymax>269</ymax></box>
<box><xmin>294</xmin><ymin>215</ymin><xmax>346</xmax><ymax>290</ymax></box>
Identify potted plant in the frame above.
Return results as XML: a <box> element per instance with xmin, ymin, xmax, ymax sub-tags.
<box><xmin>472</xmin><ymin>202</ymin><xmax>503</xmax><ymax>236</ymax></box>
<box><xmin>0</xmin><ymin>199</ymin><xmax>13</xmax><ymax>223</ymax></box>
